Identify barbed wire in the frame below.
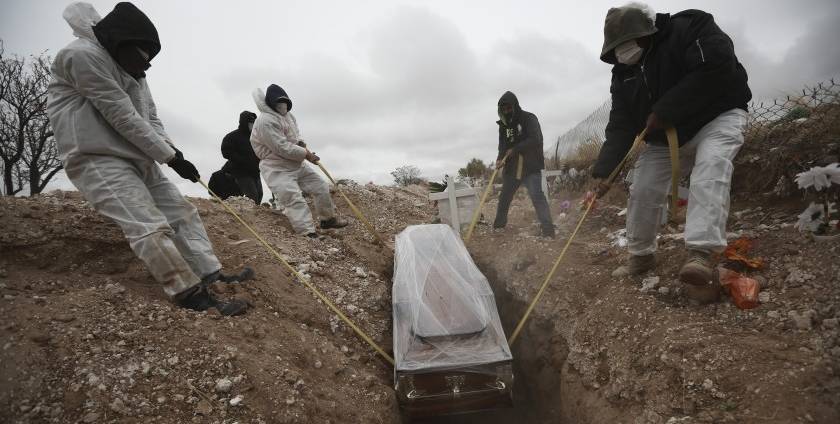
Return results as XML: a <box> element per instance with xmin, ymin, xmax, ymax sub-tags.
<box><xmin>547</xmin><ymin>78</ymin><xmax>840</xmax><ymax>169</ymax></box>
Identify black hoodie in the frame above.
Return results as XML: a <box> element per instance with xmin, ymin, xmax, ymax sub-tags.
<box><xmin>92</xmin><ymin>2</ymin><xmax>160</xmax><ymax>79</ymax></box>
<box><xmin>221</xmin><ymin>111</ymin><xmax>260</xmax><ymax>177</ymax></box>
<box><xmin>497</xmin><ymin>91</ymin><xmax>545</xmax><ymax>179</ymax></box>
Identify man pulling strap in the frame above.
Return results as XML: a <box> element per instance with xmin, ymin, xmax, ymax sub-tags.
<box><xmin>592</xmin><ymin>3</ymin><xmax>751</xmax><ymax>291</ymax></box>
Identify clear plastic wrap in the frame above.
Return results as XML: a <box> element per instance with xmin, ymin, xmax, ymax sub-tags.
<box><xmin>392</xmin><ymin>224</ymin><xmax>513</xmax><ymax>373</ymax></box>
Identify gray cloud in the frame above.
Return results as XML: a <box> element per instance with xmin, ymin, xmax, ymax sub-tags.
<box><xmin>215</xmin><ymin>6</ymin><xmax>609</xmax><ymax>185</ymax></box>
<box><xmin>1</xmin><ymin>0</ymin><xmax>835</xmax><ymax>193</ymax></box>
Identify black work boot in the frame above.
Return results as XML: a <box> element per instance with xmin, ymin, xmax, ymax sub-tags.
<box><xmin>540</xmin><ymin>225</ymin><xmax>556</xmax><ymax>239</ymax></box>
<box><xmin>200</xmin><ymin>267</ymin><xmax>255</xmax><ymax>288</ymax></box>
<box><xmin>219</xmin><ymin>267</ymin><xmax>255</xmax><ymax>283</ymax></box>
<box><xmin>175</xmin><ymin>285</ymin><xmax>248</xmax><ymax>316</ymax></box>
<box><xmin>320</xmin><ymin>217</ymin><xmax>348</xmax><ymax>229</ymax></box>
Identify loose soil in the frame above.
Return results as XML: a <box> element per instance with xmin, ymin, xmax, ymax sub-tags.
<box><xmin>1</xmin><ymin>179</ymin><xmax>838</xmax><ymax>423</ymax></box>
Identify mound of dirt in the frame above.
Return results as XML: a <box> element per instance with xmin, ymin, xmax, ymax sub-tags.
<box><xmin>0</xmin><ymin>185</ymin><xmax>431</xmax><ymax>424</ymax></box>
<box><xmin>2</xmin><ymin>179</ymin><xmax>839</xmax><ymax>423</ymax></box>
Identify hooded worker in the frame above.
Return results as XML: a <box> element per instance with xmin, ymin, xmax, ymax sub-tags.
<box><xmin>220</xmin><ymin>111</ymin><xmax>262</xmax><ymax>203</ymax></box>
<box><xmin>250</xmin><ymin>84</ymin><xmax>347</xmax><ymax>237</ymax></box>
<box><xmin>592</xmin><ymin>3</ymin><xmax>751</xmax><ymax>288</ymax></box>
<box><xmin>494</xmin><ymin>91</ymin><xmax>555</xmax><ymax>238</ymax></box>
<box><xmin>47</xmin><ymin>2</ymin><xmax>251</xmax><ymax>315</ymax></box>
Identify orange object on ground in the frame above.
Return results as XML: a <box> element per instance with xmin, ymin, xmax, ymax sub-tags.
<box><xmin>718</xmin><ymin>267</ymin><xmax>760</xmax><ymax>309</ymax></box>
<box><xmin>723</xmin><ymin>238</ymin><xmax>764</xmax><ymax>270</ymax></box>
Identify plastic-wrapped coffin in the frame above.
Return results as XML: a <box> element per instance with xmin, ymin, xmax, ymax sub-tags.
<box><xmin>392</xmin><ymin>224</ymin><xmax>513</xmax><ymax>418</ymax></box>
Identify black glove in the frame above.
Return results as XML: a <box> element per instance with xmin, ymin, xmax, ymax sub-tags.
<box><xmin>172</xmin><ymin>147</ymin><xmax>184</xmax><ymax>160</ymax></box>
<box><xmin>168</xmin><ymin>156</ymin><xmax>200</xmax><ymax>182</ymax></box>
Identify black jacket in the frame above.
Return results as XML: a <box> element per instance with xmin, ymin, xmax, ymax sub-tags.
<box><xmin>208</xmin><ymin>169</ymin><xmax>241</xmax><ymax>200</ymax></box>
<box><xmin>593</xmin><ymin>10</ymin><xmax>751</xmax><ymax>178</ymax></box>
<box><xmin>221</xmin><ymin>112</ymin><xmax>259</xmax><ymax>177</ymax></box>
<box><xmin>496</xmin><ymin>92</ymin><xmax>545</xmax><ymax>178</ymax></box>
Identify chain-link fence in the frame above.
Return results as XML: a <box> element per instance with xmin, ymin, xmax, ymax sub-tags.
<box><xmin>547</xmin><ymin>78</ymin><xmax>840</xmax><ymax>171</ymax></box>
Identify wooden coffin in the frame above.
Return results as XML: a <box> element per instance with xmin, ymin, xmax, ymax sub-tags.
<box><xmin>392</xmin><ymin>225</ymin><xmax>514</xmax><ymax>418</ymax></box>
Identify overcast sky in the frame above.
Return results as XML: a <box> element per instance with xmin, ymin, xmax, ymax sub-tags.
<box><xmin>2</xmin><ymin>0</ymin><xmax>839</xmax><ymax>197</ymax></box>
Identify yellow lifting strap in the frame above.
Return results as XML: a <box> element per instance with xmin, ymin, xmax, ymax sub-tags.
<box><xmin>509</xmin><ymin>129</ymin><xmax>648</xmax><ymax>344</ymax></box>
<box><xmin>313</xmin><ymin>161</ymin><xmax>389</xmax><ymax>248</ymax></box>
<box><xmin>665</xmin><ymin>127</ymin><xmax>680</xmax><ymax>222</ymax></box>
<box><xmin>463</xmin><ymin>152</ymin><xmax>511</xmax><ymax>243</ymax></box>
<box><xmin>197</xmin><ymin>179</ymin><xmax>395</xmax><ymax>365</ymax></box>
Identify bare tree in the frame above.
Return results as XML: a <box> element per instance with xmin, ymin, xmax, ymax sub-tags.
<box><xmin>390</xmin><ymin>165</ymin><xmax>423</xmax><ymax>187</ymax></box>
<box><xmin>0</xmin><ymin>40</ymin><xmax>61</xmax><ymax>196</ymax></box>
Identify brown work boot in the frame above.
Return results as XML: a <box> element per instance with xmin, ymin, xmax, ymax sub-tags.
<box><xmin>679</xmin><ymin>249</ymin><xmax>715</xmax><ymax>286</ymax></box>
<box><xmin>611</xmin><ymin>254</ymin><xmax>656</xmax><ymax>277</ymax></box>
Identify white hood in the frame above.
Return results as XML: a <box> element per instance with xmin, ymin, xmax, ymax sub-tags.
<box><xmin>252</xmin><ymin>88</ymin><xmax>277</xmax><ymax>115</ymax></box>
<box><xmin>63</xmin><ymin>2</ymin><xmax>101</xmax><ymax>42</ymax></box>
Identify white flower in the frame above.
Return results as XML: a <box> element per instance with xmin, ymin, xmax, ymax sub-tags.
<box><xmin>827</xmin><ymin>163</ymin><xmax>840</xmax><ymax>184</ymax></box>
<box><xmin>795</xmin><ymin>202</ymin><xmax>836</xmax><ymax>233</ymax></box>
<box><xmin>795</xmin><ymin>163</ymin><xmax>840</xmax><ymax>191</ymax></box>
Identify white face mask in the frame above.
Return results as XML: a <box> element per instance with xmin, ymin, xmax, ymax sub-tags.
<box><xmin>615</xmin><ymin>40</ymin><xmax>644</xmax><ymax>65</ymax></box>
<box><xmin>275</xmin><ymin>102</ymin><xmax>288</xmax><ymax>116</ymax></box>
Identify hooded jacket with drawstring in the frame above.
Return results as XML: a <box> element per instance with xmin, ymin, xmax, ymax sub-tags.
<box><xmin>496</xmin><ymin>91</ymin><xmax>545</xmax><ymax>179</ymax></box>
<box><xmin>592</xmin><ymin>9</ymin><xmax>752</xmax><ymax>179</ymax></box>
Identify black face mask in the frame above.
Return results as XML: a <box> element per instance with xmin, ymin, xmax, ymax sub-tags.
<box><xmin>116</xmin><ymin>43</ymin><xmax>151</xmax><ymax>79</ymax></box>
<box><xmin>499</xmin><ymin>104</ymin><xmax>515</xmax><ymax>125</ymax></box>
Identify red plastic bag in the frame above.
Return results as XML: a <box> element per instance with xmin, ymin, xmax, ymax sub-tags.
<box><xmin>718</xmin><ymin>267</ymin><xmax>760</xmax><ymax>309</ymax></box>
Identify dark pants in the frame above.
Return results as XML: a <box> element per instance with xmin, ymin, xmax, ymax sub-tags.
<box><xmin>234</xmin><ymin>175</ymin><xmax>263</xmax><ymax>204</ymax></box>
<box><xmin>494</xmin><ymin>172</ymin><xmax>553</xmax><ymax>230</ymax></box>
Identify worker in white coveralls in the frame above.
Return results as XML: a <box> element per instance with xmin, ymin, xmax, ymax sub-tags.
<box><xmin>250</xmin><ymin>84</ymin><xmax>347</xmax><ymax>238</ymax></box>
<box><xmin>591</xmin><ymin>3</ymin><xmax>751</xmax><ymax>288</ymax></box>
<box><xmin>47</xmin><ymin>2</ymin><xmax>251</xmax><ymax>315</ymax></box>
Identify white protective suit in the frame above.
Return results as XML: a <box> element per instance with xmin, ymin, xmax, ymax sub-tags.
<box><xmin>47</xmin><ymin>3</ymin><xmax>221</xmax><ymax>298</ymax></box>
<box><xmin>626</xmin><ymin>108</ymin><xmax>748</xmax><ymax>256</ymax></box>
<box><xmin>250</xmin><ymin>88</ymin><xmax>336</xmax><ymax>235</ymax></box>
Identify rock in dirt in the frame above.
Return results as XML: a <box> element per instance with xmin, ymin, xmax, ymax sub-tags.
<box><xmin>216</xmin><ymin>377</ymin><xmax>233</xmax><ymax>393</ymax></box>
<box><xmin>230</xmin><ymin>395</ymin><xmax>244</xmax><ymax>406</ymax></box>
<box><xmin>758</xmin><ymin>291</ymin><xmax>770</xmax><ymax>303</ymax></box>
<box><xmin>195</xmin><ymin>400</ymin><xmax>212</xmax><ymax>415</ymax></box>
<box><xmin>109</xmin><ymin>398</ymin><xmax>129</xmax><ymax>415</ymax></box>
<box><xmin>51</xmin><ymin>314</ymin><xmax>75</xmax><ymax>323</ymax></box>
<box><xmin>82</xmin><ymin>412</ymin><xmax>100</xmax><ymax>423</ymax></box>
<box><xmin>30</xmin><ymin>332</ymin><xmax>51</xmax><ymax>345</ymax></box>
<box><xmin>822</xmin><ymin>318</ymin><xmax>838</xmax><ymax>329</ymax></box>
<box><xmin>354</xmin><ymin>267</ymin><xmax>368</xmax><ymax>278</ymax></box>
<box><xmin>640</xmin><ymin>276</ymin><xmax>660</xmax><ymax>293</ymax></box>
<box><xmin>789</xmin><ymin>310</ymin><xmax>816</xmax><ymax>330</ymax></box>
